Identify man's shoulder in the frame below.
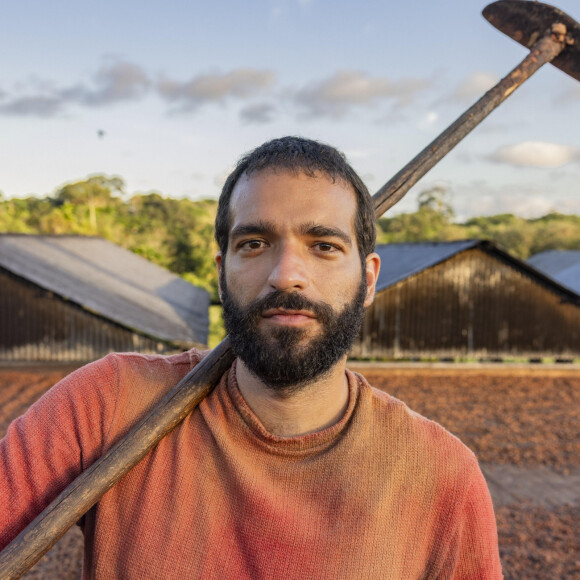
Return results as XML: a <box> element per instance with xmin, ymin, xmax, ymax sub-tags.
<box><xmin>353</xmin><ymin>372</ymin><xmax>479</xmax><ymax>473</ymax></box>
<box><xmin>78</xmin><ymin>348</ymin><xmax>210</xmax><ymax>444</ymax></box>
<box><xmin>105</xmin><ymin>347</ymin><xmax>208</xmax><ymax>375</ymax></box>
<box><xmin>103</xmin><ymin>346</ymin><xmax>210</xmax><ymax>404</ymax></box>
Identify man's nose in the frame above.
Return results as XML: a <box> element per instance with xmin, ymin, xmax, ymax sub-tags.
<box><xmin>267</xmin><ymin>244</ymin><xmax>309</xmax><ymax>291</ymax></box>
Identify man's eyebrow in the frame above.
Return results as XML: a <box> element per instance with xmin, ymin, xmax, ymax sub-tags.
<box><xmin>230</xmin><ymin>221</ymin><xmax>276</xmax><ymax>239</ymax></box>
<box><xmin>300</xmin><ymin>223</ymin><xmax>353</xmax><ymax>247</ymax></box>
<box><xmin>230</xmin><ymin>221</ymin><xmax>353</xmax><ymax>247</ymax></box>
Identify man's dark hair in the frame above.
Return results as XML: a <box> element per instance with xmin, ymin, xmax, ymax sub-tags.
<box><xmin>214</xmin><ymin>136</ymin><xmax>376</xmax><ymax>262</ymax></box>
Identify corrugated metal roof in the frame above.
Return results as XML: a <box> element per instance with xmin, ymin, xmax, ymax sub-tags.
<box><xmin>0</xmin><ymin>234</ymin><xmax>209</xmax><ymax>345</ymax></box>
<box><xmin>374</xmin><ymin>240</ymin><xmax>480</xmax><ymax>291</ymax></box>
<box><xmin>527</xmin><ymin>250</ymin><xmax>580</xmax><ymax>294</ymax></box>
<box><xmin>375</xmin><ymin>241</ymin><xmax>580</xmax><ymax>302</ymax></box>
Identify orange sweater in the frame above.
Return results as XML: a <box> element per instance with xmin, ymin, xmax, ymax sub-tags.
<box><xmin>1</xmin><ymin>350</ymin><xmax>502</xmax><ymax>579</ymax></box>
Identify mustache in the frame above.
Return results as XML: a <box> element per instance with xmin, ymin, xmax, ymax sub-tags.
<box><xmin>240</xmin><ymin>291</ymin><xmax>334</xmax><ymax>325</ymax></box>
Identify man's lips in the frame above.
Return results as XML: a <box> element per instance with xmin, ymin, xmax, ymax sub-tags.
<box><xmin>261</xmin><ymin>308</ymin><xmax>317</xmax><ymax>326</ymax></box>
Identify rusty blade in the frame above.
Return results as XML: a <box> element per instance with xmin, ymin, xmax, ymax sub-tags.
<box><xmin>483</xmin><ymin>0</ymin><xmax>580</xmax><ymax>81</ymax></box>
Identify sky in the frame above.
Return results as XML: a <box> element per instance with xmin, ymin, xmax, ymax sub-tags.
<box><xmin>1</xmin><ymin>0</ymin><xmax>579</xmax><ymax>221</ymax></box>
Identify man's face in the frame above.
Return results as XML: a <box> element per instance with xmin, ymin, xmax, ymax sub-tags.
<box><xmin>216</xmin><ymin>169</ymin><xmax>379</xmax><ymax>391</ymax></box>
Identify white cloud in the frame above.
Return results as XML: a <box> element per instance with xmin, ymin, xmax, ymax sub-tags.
<box><xmin>452</xmin><ymin>72</ymin><xmax>498</xmax><ymax>102</ymax></box>
<box><xmin>492</xmin><ymin>193</ymin><xmax>555</xmax><ymax>217</ymax></box>
<box><xmin>0</xmin><ymin>60</ymin><xmax>150</xmax><ymax>117</ymax></box>
<box><xmin>450</xmin><ymin>179</ymin><xmax>580</xmax><ymax>221</ymax></box>
<box><xmin>158</xmin><ymin>68</ymin><xmax>275</xmax><ymax>112</ymax></box>
<box><xmin>453</xmin><ymin>183</ymin><xmax>552</xmax><ymax>219</ymax></box>
<box><xmin>487</xmin><ymin>141</ymin><xmax>580</xmax><ymax>168</ymax></box>
<box><xmin>418</xmin><ymin>111</ymin><xmax>438</xmax><ymax>130</ymax></box>
<box><xmin>0</xmin><ymin>95</ymin><xmax>64</xmax><ymax>117</ymax></box>
<box><xmin>294</xmin><ymin>70</ymin><xmax>429</xmax><ymax>117</ymax></box>
<box><xmin>239</xmin><ymin>102</ymin><xmax>276</xmax><ymax>124</ymax></box>
<box><xmin>77</xmin><ymin>61</ymin><xmax>150</xmax><ymax>105</ymax></box>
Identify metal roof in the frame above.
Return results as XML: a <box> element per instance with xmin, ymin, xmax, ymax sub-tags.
<box><xmin>0</xmin><ymin>234</ymin><xmax>209</xmax><ymax>345</ymax></box>
<box><xmin>374</xmin><ymin>240</ymin><xmax>481</xmax><ymax>292</ymax></box>
<box><xmin>374</xmin><ymin>241</ymin><xmax>580</xmax><ymax>303</ymax></box>
<box><xmin>527</xmin><ymin>250</ymin><xmax>580</xmax><ymax>295</ymax></box>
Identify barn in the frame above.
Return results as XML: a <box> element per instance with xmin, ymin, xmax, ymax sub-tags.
<box><xmin>0</xmin><ymin>234</ymin><xmax>210</xmax><ymax>362</ymax></box>
<box><xmin>351</xmin><ymin>240</ymin><xmax>580</xmax><ymax>360</ymax></box>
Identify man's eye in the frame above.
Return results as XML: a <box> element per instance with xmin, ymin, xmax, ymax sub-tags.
<box><xmin>315</xmin><ymin>243</ymin><xmax>336</xmax><ymax>252</ymax></box>
<box><xmin>242</xmin><ymin>240</ymin><xmax>264</xmax><ymax>250</ymax></box>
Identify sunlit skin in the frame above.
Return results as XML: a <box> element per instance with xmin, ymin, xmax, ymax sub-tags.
<box><xmin>216</xmin><ymin>169</ymin><xmax>380</xmax><ymax>437</ymax></box>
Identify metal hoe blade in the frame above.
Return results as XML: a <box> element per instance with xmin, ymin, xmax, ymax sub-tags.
<box><xmin>372</xmin><ymin>0</ymin><xmax>579</xmax><ymax>217</ymax></box>
<box><xmin>484</xmin><ymin>0</ymin><xmax>580</xmax><ymax>81</ymax></box>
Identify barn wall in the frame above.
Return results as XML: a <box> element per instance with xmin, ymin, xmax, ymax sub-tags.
<box><xmin>352</xmin><ymin>248</ymin><xmax>580</xmax><ymax>359</ymax></box>
<box><xmin>0</xmin><ymin>269</ymin><xmax>185</xmax><ymax>362</ymax></box>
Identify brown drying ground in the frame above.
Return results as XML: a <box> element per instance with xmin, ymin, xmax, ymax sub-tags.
<box><xmin>1</xmin><ymin>364</ymin><xmax>579</xmax><ymax>579</ymax></box>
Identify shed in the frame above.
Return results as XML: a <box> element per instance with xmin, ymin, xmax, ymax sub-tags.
<box><xmin>527</xmin><ymin>250</ymin><xmax>580</xmax><ymax>295</ymax></box>
<box><xmin>0</xmin><ymin>234</ymin><xmax>210</xmax><ymax>362</ymax></box>
<box><xmin>351</xmin><ymin>240</ymin><xmax>580</xmax><ymax>360</ymax></box>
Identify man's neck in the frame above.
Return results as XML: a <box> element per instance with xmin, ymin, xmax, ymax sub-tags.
<box><xmin>235</xmin><ymin>358</ymin><xmax>350</xmax><ymax>437</ymax></box>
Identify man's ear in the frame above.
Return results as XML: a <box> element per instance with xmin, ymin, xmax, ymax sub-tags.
<box><xmin>363</xmin><ymin>252</ymin><xmax>381</xmax><ymax>308</ymax></box>
<box><xmin>215</xmin><ymin>251</ymin><xmax>224</xmax><ymax>303</ymax></box>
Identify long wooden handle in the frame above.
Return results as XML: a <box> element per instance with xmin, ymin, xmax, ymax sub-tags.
<box><xmin>0</xmin><ymin>24</ymin><xmax>568</xmax><ymax>580</ymax></box>
<box><xmin>372</xmin><ymin>23</ymin><xmax>567</xmax><ymax>218</ymax></box>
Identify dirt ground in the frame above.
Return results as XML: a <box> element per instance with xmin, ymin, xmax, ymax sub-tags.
<box><xmin>1</xmin><ymin>364</ymin><xmax>579</xmax><ymax>579</ymax></box>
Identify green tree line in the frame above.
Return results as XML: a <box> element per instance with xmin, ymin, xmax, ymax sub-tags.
<box><xmin>0</xmin><ymin>175</ymin><xmax>219</xmax><ymax>298</ymax></box>
<box><xmin>377</xmin><ymin>186</ymin><xmax>580</xmax><ymax>260</ymax></box>
<box><xmin>2</xmin><ymin>177</ymin><xmax>580</xmax><ymax>302</ymax></box>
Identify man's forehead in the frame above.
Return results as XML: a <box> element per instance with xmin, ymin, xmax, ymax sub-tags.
<box><xmin>229</xmin><ymin>168</ymin><xmax>355</xmax><ymax>209</ymax></box>
<box><xmin>226</xmin><ymin>169</ymin><xmax>358</xmax><ymax>246</ymax></box>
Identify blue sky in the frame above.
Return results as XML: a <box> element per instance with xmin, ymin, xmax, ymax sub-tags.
<box><xmin>1</xmin><ymin>0</ymin><xmax>579</xmax><ymax>220</ymax></box>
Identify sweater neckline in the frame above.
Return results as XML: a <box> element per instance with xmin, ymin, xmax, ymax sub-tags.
<box><xmin>225</xmin><ymin>360</ymin><xmax>361</xmax><ymax>454</ymax></box>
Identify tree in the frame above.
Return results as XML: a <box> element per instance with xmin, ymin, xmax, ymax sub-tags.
<box><xmin>528</xmin><ymin>213</ymin><xmax>580</xmax><ymax>256</ymax></box>
<box><xmin>377</xmin><ymin>186</ymin><xmax>461</xmax><ymax>243</ymax></box>
<box><xmin>463</xmin><ymin>214</ymin><xmax>534</xmax><ymax>259</ymax></box>
<box><xmin>52</xmin><ymin>176</ymin><xmax>125</xmax><ymax>232</ymax></box>
<box><xmin>417</xmin><ymin>186</ymin><xmax>454</xmax><ymax>220</ymax></box>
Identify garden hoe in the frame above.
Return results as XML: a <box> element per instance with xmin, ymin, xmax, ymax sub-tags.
<box><xmin>1</xmin><ymin>1</ymin><xmax>579</xmax><ymax>577</ymax></box>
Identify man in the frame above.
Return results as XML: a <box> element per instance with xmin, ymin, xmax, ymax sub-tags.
<box><xmin>0</xmin><ymin>137</ymin><xmax>502</xmax><ymax>578</ymax></box>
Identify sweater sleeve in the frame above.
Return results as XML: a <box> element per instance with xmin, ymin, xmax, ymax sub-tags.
<box><xmin>449</xmin><ymin>463</ymin><xmax>504</xmax><ymax>579</ymax></box>
<box><xmin>0</xmin><ymin>355</ymin><xmax>120</xmax><ymax>550</ymax></box>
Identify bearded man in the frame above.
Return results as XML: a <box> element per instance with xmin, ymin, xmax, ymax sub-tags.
<box><xmin>0</xmin><ymin>137</ymin><xmax>502</xmax><ymax>579</ymax></box>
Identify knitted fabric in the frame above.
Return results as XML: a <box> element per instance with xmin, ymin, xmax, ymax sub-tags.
<box><xmin>0</xmin><ymin>350</ymin><xmax>502</xmax><ymax>579</ymax></box>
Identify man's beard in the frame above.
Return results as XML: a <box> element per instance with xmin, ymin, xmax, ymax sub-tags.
<box><xmin>221</xmin><ymin>271</ymin><xmax>367</xmax><ymax>393</ymax></box>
